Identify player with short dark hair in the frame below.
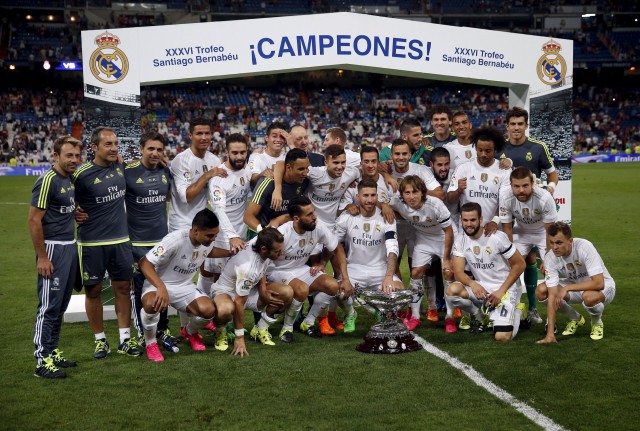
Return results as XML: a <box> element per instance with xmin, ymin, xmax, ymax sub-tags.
<box><xmin>29</xmin><ymin>135</ymin><xmax>82</xmax><ymax>378</ymax></box>
<box><xmin>536</xmin><ymin>223</ymin><xmax>615</xmax><ymax>343</ymax></box>
<box><xmin>249</xmin><ymin>122</ymin><xmax>287</xmax><ymax>187</ymax></box>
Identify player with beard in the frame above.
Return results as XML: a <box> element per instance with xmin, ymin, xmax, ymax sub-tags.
<box><xmin>195</xmin><ymin>134</ymin><xmax>251</xmax><ymax>350</ymax></box>
<box><xmin>500</xmin><ymin>167</ymin><xmax>557</xmax><ymax>325</ymax></box>
<box><xmin>267</xmin><ymin>196</ymin><xmax>351</xmax><ymax>343</ymax></box>
<box><xmin>446</xmin><ymin>203</ymin><xmax>526</xmax><ymax>341</ymax></box>
<box><xmin>378</xmin><ymin>118</ymin><xmax>431</xmax><ymax>165</ymax></box>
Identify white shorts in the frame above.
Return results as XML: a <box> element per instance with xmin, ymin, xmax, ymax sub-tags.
<box><xmin>348</xmin><ymin>265</ymin><xmax>401</xmax><ymax>289</ymax></box>
<box><xmin>464</xmin><ymin>282</ymin><xmax>523</xmax><ymax>330</ymax></box>
<box><xmin>513</xmin><ymin>231</ymin><xmax>546</xmax><ymax>258</ymax></box>
<box><xmin>203</xmin><ymin>256</ymin><xmax>229</xmax><ymax>274</ymax></box>
<box><xmin>267</xmin><ymin>265</ymin><xmax>323</xmax><ymax>287</ymax></box>
<box><xmin>562</xmin><ymin>280</ymin><xmax>616</xmax><ymax>306</ymax></box>
<box><xmin>142</xmin><ymin>282</ymin><xmax>208</xmax><ymax>313</ymax></box>
<box><xmin>396</xmin><ymin>220</ymin><xmax>415</xmax><ymax>259</ymax></box>
<box><xmin>411</xmin><ymin>236</ymin><xmax>443</xmax><ymax>268</ymax></box>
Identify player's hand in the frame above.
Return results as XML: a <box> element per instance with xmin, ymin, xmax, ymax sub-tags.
<box><xmin>536</xmin><ymin>334</ymin><xmax>557</xmax><ymax>345</ymax></box>
<box><xmin>539</xmin><ymin>260</ymin><xmax>546</xmax><ymax>275</ymax></box>
<box><xmin>485</xmin><ymin>288</ymin><xmax>506</xmax><ymax>307</ymax></box>
<box><xmin>554</xmin><ymin>286</ymin><xmax>568</xmax><ymax>309</ymax></box>
<box><xmin>158</xmin><ymin>154</ymin><xmax>170</xmax><ymax>168</ymax></box>
<box><xmin>378</xmin><ymin>160</ymin><xmax>392</xmax><ymax>175</ymax></box>
<box><xmin>261</xmin><ymin>168</ymin><xmax>274</xmax><ymax>179</ymax></box>
<box><xmin>153</xmin><ymin>287</ymin><xmax>169</xmax><ymax>312</ymax></box>
<box><xmin>231</xmin><ymin>337</ymin><xmax>249</xmax><ymax>357</ymax></box>
<box><xmin>471</xmin><ymin>283</ymin><xmax>489</xmax><ymax>301</ymax></box>
<box><xmin>458</xmin><ymin>177</ymin><xmax>467</xmax><ymax>192</ymax></box>
<box><xmin>37</xmin><ymin>256</ymin><xmax>54</xmax><ymax>279</ymax></box>
<box><xmin>117</xmin><ymin>153</ymin><xmax>124</xmax><ymax>165</ymax></box>
<box><xmin>484</xmin><ymin>221</ymin><xmax>498</xmax><ymax>236</ymax></box>
<box><xmin>442</xmin><ymin>258</ymin><xmax>453</xmax><ymax>276</ymax></box>
<box><xmin>75</xmin><ymin>205</ymin><xmax>88</xmax><ymax>224</ymax></box>
<box><xmin>339</xmin><ymin>278</ymin><xmax>354</xmax><ymax>298</ymax></box>
<box><xmin>271</xmin><ymin>189</ymin><xmax>283</xmax><ymax>211</ymax></box>
<box><xmin>210</xmin><ymin>167</ymin><xmax>227</xmax><ymax>178</ymax></box>
<box><xmin>546</xmin><ymin>183</ymin><xmax>556</xmax><ymax>196</ymax></box>
<box><xmin>380</xmin><ymin>203</ymin><xmax>395</xmax><ymax>224</ymax></box>
<box><xmin>499</xmin><ymin>158</ymin><xmax>513</xmax><ymax>170</ymax></box>
<box><xmin>229</xmin><ymin>237</ymin><xmax>246</xmax><ymax>254</ymax></box>
<box><xmin>278</xmin><ymin>129</ymin><xmax>291</xmax><ymax>145</ymax></box>
<box><xmin>309</xmin><ymin>264</ymin><xmax>327</xmax><ymax>277</ymax></box>
<box><xmin>264</xmin><ymin>290</ymin><xmax>284</xmax><ymax>308</ymax></box>
<box><xmin>386</xmin><ymin>176</ymin><xmax>399</xmax><ymax>193</ymax></box>
<box><xmin>382</xmin><ymin>275</ymin><xmax>398</xmax><ymax>294</ymax></box>
<box><xmin>345</xmin><ymin>204</ymin><xmax>360</xmax><ymax>216</ymax></box>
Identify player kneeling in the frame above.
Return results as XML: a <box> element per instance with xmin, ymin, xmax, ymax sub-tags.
<box><xmin>445</xmin><ymin>203</ymin><xmax>526</xmax><ymax>342</ymax></box>
<box><xmin>138</xmin><ymin>209</ymin><xmax>230</xmax><ymax>362</ymax></box>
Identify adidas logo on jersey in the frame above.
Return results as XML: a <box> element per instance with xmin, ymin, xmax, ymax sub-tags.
<box><xmin>93</xmin><ymin>178</ymin><xmax>101</xmax><ymax>184</ymax></box>
<box><xmin>136</xmin><ymin>178</ymin><xmax>144</xmax><ymax>184</ymax></box>
<box><xmin>60</xmin><ymin>187</ymin><xmax>66</xmax><ymax>193</ymax></box>
<box><xmin>181</xmin><ymin>254</ymin><xmax>187</xmax><ymax>259</ymax></box>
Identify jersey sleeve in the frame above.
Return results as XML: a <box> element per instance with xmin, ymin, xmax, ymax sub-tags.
<box><xmin>318</xmin><ymin>222</ymin><xmax>339</xmax><ymax>252</ymax></box>
<box><xmin>307</xmin><ymin>166</ymin><xmax>325</xmax><ymax>183</ymax></box>
<box><xmin>170</xmin><ymin>155</ymin><xmax>191</xmax><ymax>204</ymax></box>
<box><xmin>146</xmin><ymin>233</ymin><xmax>179</xmax><ymax>267</ymax></box>
<box><xmin>378</xmin><ymin>146</ymin><xmax>391</xmax><ymax>162</ymax></box>
<box><xmin>543</xmin><ymin>252</ymin><xmax>560</xmax><ymax>287</ymax></box>
<box><xmin>383</xmin><ymin>220</ymin><xmax>399</xmax><ymax>257</ymax></box>
<box><xmin>208</xmin><ymin>179</ymin><xmax>237</xmax><ymax>239</ymax></box>
<box><xmin>580</xmin><ymin>241</ymin><xmax>605</xmax><ymax>278</ymax></box>
<box><xmin>31</xmin><ymin>176</ymin><xmax>49</xmax><ymax>209</ymax></box>
<box><xmin>234</xmin><ymin>262</ymin><xmax>261</xmax><ymax>297</ymax></box>
<box><xmin>448</xmin><ymin>165</ymin><xmax>464</xmax><ymax>193</ymax></box>
<box><xmin>334</xmin><ymin>213</ymin><xmax>349</xmax><ymax>242</ymax></box>
<box><xmin>248</xmin><ymin>153</ymin><xmax>261</xmax><ymax>175</ymax></box>
<box><xmin>435</xmin><ymin>199</ymin><xmax>452</xmax><ymax>227</ymax></box>
<box><xmin>499</xmin><ymin>192</ymin><xmax>514</xmax><ymax>224</ymax></box>
<box><xmin>496</xmin><ymin>232</ymin><xmax>516</xmax><ymax>259</ymax></box>
<box><xmin>251</xmin><ymin>177</ymin><xmax>274</xmax><ymax>206</ymax></box>
<box><xmin>338</xmin><ymin>186</ymin><xmax>357</xmax><ymax>211</ymax></box>
<box><xmin>452</xmin><ymin>235</ymin><xmax>465</xmax><ymax>258</ymax></box>
<box><xmin>418</xmin><ymin>166</ymin><xmax>441</xmax><ymax>191</ymax></box>
<box><xmin>541</xmin><ymin>191</ymin><xmax>558</xmax><ymax>223</ymax></box>
<box><xmin>537</xmin><ymin>142</ymin><xmax>555</xmax><ymax>173</ymax></box>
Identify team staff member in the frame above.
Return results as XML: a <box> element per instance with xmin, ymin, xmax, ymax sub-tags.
<box><xmin>124</xmin><ymin>133</ymin><xmax>175</xmax><ymax>350</ymax></box>
<box><xmin>498</xmin><ymin>106</ymin><xmax>559</xmax><ymax>324</ymax></box>
<box><xmin>29</xmin><ymin>135</ymin><xmax>82</xmax><ymax>379</ymax></box>
<box><xmin>73</xmin><ymin>127</ymin><xmax>141</xmax><ymax>359</ymax></box>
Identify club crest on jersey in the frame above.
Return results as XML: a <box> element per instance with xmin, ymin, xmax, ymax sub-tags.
<box><xmin>364</xmin><ymin>223</ymin><xmax>371</xmax><ymax>233</ymax></box>
<box><xmin>493</xmin><ymin>176</ymin><xmax>499</xmax><ymax>185</ymax></box>
<box><xmin>116</xmin><ymin>167</ymin><xmax>123</xmax><ymax>176</ymax></box>
<box><xmin>575</xmin><ymin>260</ymin><xmax>583</xmax><ymax>267</ymax></box>
<box><xmin>523</xmin><ymin>208</ymin><xmax>530</xmax><ymax>217</ymax></box>
<box><xmin>375</xmin><ymin>224</ymin><xmax>381</xmax><ymax>232</ymax></box>
<box><xmin>481</xmin><ymin>173</ymin><xmax>488</xmax><ymax>183</ymax></box>
<box><xmin>153</xmin><ymin>246</ymin><xmax>165</xmax><ymax>256</ymax></box>
<box><xmin>473</xmin><ymin>246</ymin><xmax>480</xmax><ymax>255</ymax></box>
<box><xmin>296</xmin><ymin>187</ymin><xmax>302</xmax><ymax>194</ymax></box>
<box><xmin>537</xmin><ymin>39</ymin><xmax>567</xmax><ymax>86</ymax></box>
<box><xmin>192</xmin><ymin>251</ymin><xmax>199</xmax><ymax>260</ymax></box>
<box><xmin>309</xmin><ymin>238</ymin><xmax>315</xmax><ymax>245</ymax></box>
<box><xmin>299</xmin><ymin>239</ymin><xmax>306</xmax><ymax>248</ymax></box>
<box><xmin>425</xmin><ymin>217</ymin><xmax>432</xmax><ymax>223</ymax></box>
<box><xmin>566</xmin><ymin>263</ymin><xmax>575</xmax><ymax>272</ymax></box>
<box><xmin>485</xmin><ymin>246</ymin><xmax>492</xmax><ymax>255</ymax></box>
<box><xmin>465</xmin><ymin>150</ymin><xmax>472</xmax><ymax>159</ymax></box>
<box><xmin>534</xmin><ymin>208</ymin><xmax>540</xmax><ymax>215</ymax></box>
<box><xmin>89</xmin><ymin>31</ymin><xmax>129</xmax><ymax>84</ymax></box>
<box><xmin>162</xmin><ymin>175</ymin><xmax>167</xmax><ymax>184</ymax></box>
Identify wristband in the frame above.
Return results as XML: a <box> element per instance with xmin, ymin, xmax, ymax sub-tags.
<box><xmin>255</xmin><ymin>224</ymin><xmax>263</xmax><ymax>233</ymax></box>
<box><xmin>491</xmin><ymin>216</ymin><xmax>500</xmax><ymax>225</ymax></box>
<box><xmin>234</xmin><ymin>328</ymin><xmax>245</xmax><ymax>337</ymax></box>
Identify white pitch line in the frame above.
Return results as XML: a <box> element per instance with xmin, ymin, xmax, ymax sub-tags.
<box><xmin>0</xmin><ymin>202</ymin><xmax>29</xmax><ymax>205</ymax></box>
<box><xmin>413</xmin><ymin>334</ymin><xmax>567</xmax><ymax>431</ymax></box>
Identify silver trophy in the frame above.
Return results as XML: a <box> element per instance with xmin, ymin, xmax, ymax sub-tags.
<box><xmin>354</xmin><ymin>286</ymin><xmax>422</xmax><ymax>354</ymax></box>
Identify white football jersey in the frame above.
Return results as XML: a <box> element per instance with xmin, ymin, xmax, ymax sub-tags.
<box><xmin>499</xmin><ymin>186</ymin><xmax>557</xmax><ymax>235</ymax></box>
<box><xmin>248</xmin><ymin>151</ymin><xmax>285</xmax><ymax>176</ymax></box>
<box><xmin>339</xmin><ymin>175</ymin><xmax>392</xmax><ymax>211</ymax></box>
<box><xmin>144</xmin><ymin>229</ymin><xmax>215</xmax><ymax>287</ymax></box>
<box><xmin>168</xmin><ymin>148</ymin><xmax>222</xmax><ymax>231</ymax></box>
<box><xmin>214</xmin><ymin>247</ymin><xmax>270</xmax><ymax>297</ymax></box>
<box><xmin>452</xmin><ymin>230</ymin><xmax>517</xmax><ymax>291</ymax></box>
<box><xmin>544</xmin><ymin>238</ymin><xmax>614</xmax><ymax>288</ymax></box>
<box><xmin>443</xmin><ymin>140</ymin><xmax>476</xmax><ymax>172</ymax></box>
<box><xmin>208</xmin><ymin>164</ymin><xmax>251</xmax><ymax>244</ymax></box>
<box><xmin>391</xmin><ymin>162</ymin><xmax>440</xmax><ymax>191</ymax></box>
<box><xmin>448</xmin><ymin>160</ymin><xmax>510</xmax><ymax>225</ymax></box>
<box><xmin>345</xmin><ymin>149</ymin><xmax>361</xmax><ymax>169</ymax></box>
<box><xmin>269</xmin><ymin>220</ymin><xmax>338</xmax><ymax>271</ymax></box>
<box><xmin>390</xmin><ymin>195</ymin><xmax>452</xmax><ymax>240</ymax></box>
<box><xmin>334</xmin><ymin>208</ymin><xmax>399</xmax><ymax>272</ymax></box>
<box><xmin>307</xmin><ymin>165</ymin><xmax>360</xmax><ymax>226</ymax></box>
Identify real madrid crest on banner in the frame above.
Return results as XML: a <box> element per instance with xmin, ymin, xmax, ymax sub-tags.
<box><xmin>90</xmin><ymin>31</ymin><xmax>129</xmax><ymax>84</ymax></box>
<box><xmin>537</xmin><ymin>39</ymin><xmax>566</xmax><ymax>86</ymax></box>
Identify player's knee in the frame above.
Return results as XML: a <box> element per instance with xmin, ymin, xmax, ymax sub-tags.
<box><xmin>323</xmin><ymin>280</ymin><xmax>339</xmax><ymax>296</ymax></box>
<box><xmin>112</xmin><ymin>281</ymin><xmax>132</xmax><ymax>296</ymax></box>
<box><xmin>280</xmin><ymin>287</ymin><xmax>294</xmax><ymax>305</ymax></box>
<box><xmin>200</xmin><ymin>301</ymin><xmax>216</xmax><ymax>320</ymax></box>
<box><xmin>535</xmin><ymin>283</ymin><xmax>548</xmax><ymax>301</ymax></box>
<box><xmin>410</xmin><ymin>267</ymin><xmax>425</xmax><ymax>279</ymax></box>
<box><xmin>215</xmin><ymin>302</ymin><xmax>234</xmax><ymax>323</ymax></box>
<box><xmin>582</xmin><ymin>292</ymin><xmax>603</xmax><ymax>307</ymax></box>
<box><xmin>494</xmin><ymin>331</ymin><xmax>513</xmax><ymax>342</ymax></box>
<box><xmin>84</xmin><ymin>284</ymin><xmax>102</xmax><ymax>299</ymax></box>
<box><xmin>445</xmin><ymin>282</ymin><xmax>463</xmax><ymax>296</ymax></box>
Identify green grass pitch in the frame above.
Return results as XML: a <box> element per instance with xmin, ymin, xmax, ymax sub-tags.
<box><xmin>0</xmin><ymin>163</ymin><xmax>638</xmax><ymax>430</ymax></box>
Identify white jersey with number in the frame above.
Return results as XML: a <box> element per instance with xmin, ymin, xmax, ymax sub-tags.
<box><xmin>307</xmin><ymin>165</ymin><xmax>360</xmax><ymax>226</ymax></box>
<box><xmin>448</xmin><ymin>160</ymin><xmax>510</xmax><ymax>226</ymax></box>
<box><xmin>443</xmin><ymin>140</ymin><xmax>476</xmax><ymax>172</ymax></box>
<box><xmin>248</xmin><ymin>151</ymin><xmax>285</xmax><ymax>176</ymax></box>
<box><xmin>452</xmin><ymin>230</ymin><xmax>517</xmax><ymax>292</ymax></box>
<box><xmin>543</xmin><ymin>238</ymin><xmax>614</xmax><ymax>288</ymax></box>
<box><xmin>269</xmin><ymin>220</ymin><xmax>338</xmax><ymax>271</ymax></box>
<box><xmin>208</xmin><ymin>164</ymin><xmax>251</xmax><ymax>245</ymax></box>
<box><xmin>499</xmin><ymin>186</ymin><xmax>557</xmax><ymax>235</ymax></box>
<box><xmin>169</xmin><ymin>148</ymin><xmax>222</xmax><ymax>231</ymax></box>
<box><xmin>144</xmin><ymin>229</ymin><xmax>214</xmax><ymax>287</ymax></box>
<box><xmin>213</xmin><ymin>247</ymin><xmax>270</xmax><ymax>297</ymax></box>
<box><xmin>334</xmin><ymin>208</ymin><xmax>399</xmax><ymax>274</ymax></box>
<box><xmin>390</xmin><ymin>196</ymin><xmax>451</xmax><ymax>240</ymax></box>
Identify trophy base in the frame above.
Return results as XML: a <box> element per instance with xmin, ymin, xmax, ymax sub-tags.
<box><xmin>356</xmin><ymin>333</ymin><xmax>422</xmax><ymax>354</ymax></box>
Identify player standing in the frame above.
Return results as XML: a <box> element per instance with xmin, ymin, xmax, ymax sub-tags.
<box><xmin>249</xmin><ymin>122</ymin><xmax>287</xmax><ymax>187</ymax></box>
<box><xmin>29</xmin><ymin>136</ymin><xmax>82</xmax><ymax>378</ymax></box>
